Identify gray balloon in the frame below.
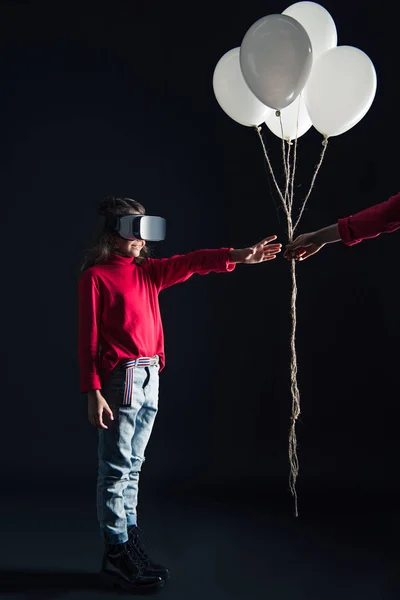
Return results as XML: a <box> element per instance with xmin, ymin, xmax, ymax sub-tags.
<box><xmin>240</xmin><ymin>14</ymin><xmax>313</xmax><ymax>110</ymax></box>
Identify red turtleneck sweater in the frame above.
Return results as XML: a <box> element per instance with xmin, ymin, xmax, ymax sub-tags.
<box><xmin>78</xmin><ymin>249</ymin><xmax>235</xmax><ymax>393</ymax></box>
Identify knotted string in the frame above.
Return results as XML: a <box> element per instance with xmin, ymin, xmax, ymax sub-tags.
<box><xmin>255</xmin><ymin>107</ymin><xmax>329</xmax><ymax>517</ymax></box>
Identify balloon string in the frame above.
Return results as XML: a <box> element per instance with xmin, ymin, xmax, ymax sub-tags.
<box><xmin>284</xmin><ymin>137</ymin><xmax>292</xmax><ymax>209</ymax></box>
<box><xmin>278</xmin><ymin>113</ymin><xmax>294</xmax><ymax>216</ymax></box>
<box><xmin>254</xmin><ymin>126</ymin><xmax>289</xmax><ymax>219</ymax></box>
<box><xmin>288</xmin><ymin>258</ymin><xmax>300</xmax><ymax>517</ymax></box>
<box><xmin>286</xmin><ymin>103</ymin><xmax>301</xmax><ymax>518</ymax></box>
<box><xmin>279</xmin><ymin>115</ymin><xmax>289</xmax><ymax>201</ymax></box>
<box><xmin>256</xmin><ymin>121</ymin><xmax>328</xmax><ymax>518</ymax></box>
<box><xmin>289</xmin><ymin>96</ymin><xmax>301</xmax><ymax>212</ymax></box>
<box><xmin>285</xmin><ymin>127</ymin><xmax>328</xmax><ymax>517</ymax></box>
<box><xmin>293</xmin><ymin>136</ymin><xmax>329</xmax><ymax>233</ymax></box>
<box><xmin>256</xmin><ymin>122</ymin><xmax>300</xmax><ymax>516</ymax></box>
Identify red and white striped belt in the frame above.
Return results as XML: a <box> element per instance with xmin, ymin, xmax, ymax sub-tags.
<box><xmin>123</xmin><ymin>356</ymin><xmax>159</xmax><ymax>369</ymax></box>
<box><xmin>121</xmin><ymin>356</ymin><xmax>159</xmax><ymax>406</ymax></box>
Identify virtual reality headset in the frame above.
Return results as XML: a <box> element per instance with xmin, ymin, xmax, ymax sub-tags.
<box><xmin>104</xmin><ymin>214</ymin><xmax>166</xmax><ymax>242</ymax></box>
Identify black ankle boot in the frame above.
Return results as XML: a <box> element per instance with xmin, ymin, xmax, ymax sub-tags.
<box><xmin>128</xmin><ymin>525</ymin><xmax>171</xmax><ymax>581</ymax></box>
<box><xmin>101</xmin><ymin>540</ymin><xmax>165</xmax><ymax>593</ymax></box>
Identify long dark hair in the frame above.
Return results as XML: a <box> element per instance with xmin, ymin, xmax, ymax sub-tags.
<box><xmin>80</xmin><ymin>197</ymin><xmax>150</xmax><ymax>272</ymax></box>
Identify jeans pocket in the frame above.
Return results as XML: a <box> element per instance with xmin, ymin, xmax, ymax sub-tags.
<box><xmin>103</xmin><ymin>366</ymin><xmax>128</xmax><ymax>407</ymax></box>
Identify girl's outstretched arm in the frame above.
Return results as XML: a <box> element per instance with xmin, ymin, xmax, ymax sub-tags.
<box><xmin>148</xmin><ymin>236</ymin><xmax>281</xmax><ymax>290</ymax></box>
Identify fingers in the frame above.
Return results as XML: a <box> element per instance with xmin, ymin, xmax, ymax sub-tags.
<box><xmin>105</xmin><ymin>405</ymin><xmax>114</xmax><ymax>422</ymax></box>
<box><xmin>284</xmin><ymin>251</ymin><xmax>306</xmax><ymax>261</ymax></box>
<box><xmin>258</xmin><ymin>235</ymin><xmax>278</xmax><ymax>246</ymax></box>
<box><xmin>97</xmin><ymin>410</ymin><xmax>108</xmax><ymax>429</ymax></box>
<box><xmin>286</xmin><ymin>234</ymin><xmax>315</xmax><ymax>254</ymax></box>
<box><xmin>99</xmin><ymin>415</ymin><xmax>108</xmax><ymax>429</ymax></box>
<box><xmin>264</xmin><ymin>244</ymin><xmax>281</xmax><ymax>253</ymax></box>
<box><xmin>284</xmin><ymin>245</ymin><xmax>321</xmax><ymax>261</ymax></box>
<box><xmin>89</xmin><ymin>408</ymin><xmax>111</xmax><ymax>429</ymax></box>
<box><xmin>283</xmin><ymin>248</ymin><xmax>306</xmax><ymax>260</ymax></box>
<box><xmin>286</xmin><ymin>241</ymin><xmax>304</xmax><ymax>252</ymax></box>
<box><xmin>297</xmin><ymin>247</ymin><xmax>320</xmax><ymax>260</ymax></box>
<box><xmin>263</xmin><ymin>244</ymin><xmax>281</xmax><ymax>259</ymax></box>
<box><xmin>247</xmin><ymin>237</ymin><xmax>324</xmax><ymax>263</ymax></box>
<box><xmin>88</xmin><ymin>394</ymin><xmax>115</xmax><ymax>429</ymax></box>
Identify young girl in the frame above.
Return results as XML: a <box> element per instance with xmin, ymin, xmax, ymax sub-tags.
<box><xmin>78</xmin><ymin>196</ymin><xmax>281</xmax><ymax>593</ymax></box>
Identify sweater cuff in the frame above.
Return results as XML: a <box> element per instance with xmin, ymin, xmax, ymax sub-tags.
<box><xmin>338</xmin><ymin>217</ymin><xmax>362</xmax><ymax>247</ymax></box>
<box><xmin>225</xmin><ymin>248</ymin><xmax>236</xmax><ymax>272</ymax></box>
<box><xmin>80</xmin><ymin>373</ymin><xmax>102</xmax><ymax>394</ymax></box>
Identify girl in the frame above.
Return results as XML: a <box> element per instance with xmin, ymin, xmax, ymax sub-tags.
<box><xmin>284</xmin><ymin>191</ymin><xmax>400</xmax><ymax>261</ymax></box>
<box><xmin>78</xmin><ymin>196</ymin><xmax>281</xmax><ymax>594</ymax></box>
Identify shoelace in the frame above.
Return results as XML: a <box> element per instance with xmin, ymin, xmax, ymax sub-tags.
<box><xmin>123</xmin><ymin>542</ymin><xmax>144</xmax><ymax>570</ymax></box>
<box><xmin>130</xmin><ymin>528</ymin><xmax>150</xmax><ymax>564</ymax></box>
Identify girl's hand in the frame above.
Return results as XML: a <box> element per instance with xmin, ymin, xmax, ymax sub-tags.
<box><xmin>230</xmin><ymin>236</ymin><xmax>282</xmax><ymax>264</ymax></box>
<box><xmin>284</xmin><ymin>233</ymin><xmax>324</xmax><ymax>261</ymax></box>
<box><xmin>88</xmin><ymin>391</ymin><xmax>114</xmax><ymax>429</ymax></box>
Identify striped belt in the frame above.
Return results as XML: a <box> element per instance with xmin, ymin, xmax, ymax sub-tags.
<box><xmin>122</xmin><ymin>356</ymin><xmax>159</xmax><ymax>406</ymax></box>
<box><xmin>124</xmin><ymin>356</ymin><xmax>159</xmax><ymax>368</ymax></box>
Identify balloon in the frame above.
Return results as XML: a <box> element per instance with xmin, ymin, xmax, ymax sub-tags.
<box><xmin>283</xmin><ymin>2</ymin><xmax>337</xmax><ymax>61</ymax></box>
<box><xmin>240</xmin><ymin>14</ymin><xmax>313</xmax><ymax>110</ymax></box>
<box><xmin>265</xmin><ymin>94</ymin><xmax>312</xmax><ymax>141</ymax></box>
<box><xmin>213</xmin><ymin>48</ymin><xmax>272</xmax><ymax>127</ymax></box>
<box><xmin>305</xmin><ymin>46</ymin><xmax>377</xmax><ymax>137</ymax></box>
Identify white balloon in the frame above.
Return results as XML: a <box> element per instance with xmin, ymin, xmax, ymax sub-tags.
<box><xmin>305</xmin><ymin>46</ymin><xmax>377</xmax><ymax>137</ymax></box>
<box><xmin>283</xmin><ymin>2</ymin><xmax>337</xmax><ymax>61</ymax></box>
<box><xmin>265</xmin><ymin>94</ymin><xmax>312</xmax><ymax>140</ymax></box>
<box><xmin>213</xmin><ymin>48</ymin><xmax>272</xmax><ymax>127</ymax></box>
<box><xmin>240</xmin><ymin>14</ymin><xmax>313</xmax><ymax>110</ymax></box>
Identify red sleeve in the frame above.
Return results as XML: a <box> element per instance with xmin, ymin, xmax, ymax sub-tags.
<box><xmin>147</xmin><ymin>248</ymin><xmax>236</xmax><ymax>291</ymax></box>
<box><xmin>78</xmin><ymin>269</ymin><xmax>102</xmax><ymax>393</ymax></box>
<box><xmin>338</xmin><ymin>192</ymin><xmax>400</xmax><ymax>246</ymax></box>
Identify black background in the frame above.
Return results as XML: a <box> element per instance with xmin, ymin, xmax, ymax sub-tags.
<box><xmin>0</xmin><ymin>1</ymin><xmax>398</xmax><ymax>598</ymax></box>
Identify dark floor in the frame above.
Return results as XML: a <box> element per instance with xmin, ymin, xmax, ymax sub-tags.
<box><xmin>0</xmin><ymin>481</ymin><xmax>398</xmax><ymax>600</ymax></box>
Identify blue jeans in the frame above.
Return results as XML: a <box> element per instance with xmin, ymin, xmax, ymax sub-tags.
<box><xmin>97</xmin><ymin>360</ymin><xmax>159</xmax><ymax>544</ymax></box>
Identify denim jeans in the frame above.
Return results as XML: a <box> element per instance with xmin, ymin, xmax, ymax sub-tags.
<box><xmin>97</xmin><ymin>360</ymin><xmax>159</xmax><ymax>544</ymax></box>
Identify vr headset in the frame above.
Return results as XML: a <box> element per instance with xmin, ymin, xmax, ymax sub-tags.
<box><xmin>104</xmin><ymin>214</ymin><xmax>166</xmax><ymax>242</ymax></box>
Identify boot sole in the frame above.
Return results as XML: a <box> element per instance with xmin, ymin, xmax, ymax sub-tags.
<box><xmin>100</xmin><ymin>571</ymin><xmax>165</xmax><ymax>594</ymax></box>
